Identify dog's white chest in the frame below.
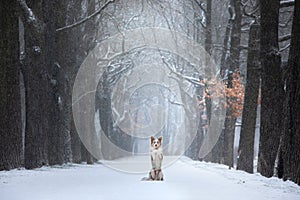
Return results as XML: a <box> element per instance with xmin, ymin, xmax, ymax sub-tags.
<box><xmin>151</xmin><ymin>149</ymin><xmax>163</xmax><ymax>170</ymax></box>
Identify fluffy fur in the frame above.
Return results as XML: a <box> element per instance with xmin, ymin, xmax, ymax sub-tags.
<box><xmin>142</xmin><ymin>136</ymin><xmax>163</xmax><ymax>181</ymax></box>
<box><xmin>141</xmin><ymin>136</ymin><xmax>164</xmax><ymax>181</ymax></box>
<box><xmin>148</xmin><ymin>136</ymin><xmax>164</xmax><ymax>180</ymax></box>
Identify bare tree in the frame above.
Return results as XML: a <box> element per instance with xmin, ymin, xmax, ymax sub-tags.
<box><xmin>19</xmin><ymin>0</ymin><xmax>73</xmax><ymax>168</ymax></box>
<box><xmin>258</xmin><ymin>0</ymin><xmax>284</xmax><ymax>177</ymax></box>
<box><xmin>21</xmin><ymin>0</ymin><xmax>49</xmax><ymax>169</ymax></box>
<box><xmin>223</xmin><ymin>0</ymin><xmax>242</xmax><ymax>168</ymax></box>
<box><xmin>45</xmin><ymin>0</ymin><xmax>68</xmax><ymax>166</ymax></box>
<box><xmin>237</xmin><ymin>21</ymin><xmax>260</xmax><ymax>173</ymax></box>
<box><xmin>0</xmin><ymin>0</ymin><xmax>23</xmax><ymax>170</ymax></box>
<box><xmin>280</xmin><ymin>0</ymin><xmax>300</xmax><ymax>185</ymax></box>
<box><xmin>210</xmin><ymin>3</ymin><xmax>235</xmax><ymax>164</ymax></box>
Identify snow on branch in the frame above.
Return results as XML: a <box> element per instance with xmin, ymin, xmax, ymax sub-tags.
<box><xmin>280</xmin><ymin>43</ymin><xmax>290</xmax><ymax>52</ymax></box>
<box><xmin>161</xmin><ymin>56</ymin><xmax>205</xmax><ymax>87</ymax></box>
<box><xmin>279</xmin><ymin>34</ymin><xmax>291</xmax><ymax>42</ymax></box>
<box><xmin>280</xmin><ymin>0</ymin><xmax>295</xmax><ymax>8</ymax></box>
<box><xmin>241</xmin><ymin>1</ymin><xmax>259</xmax><ymax>19</ymax></box>
<box><xmin>193</xmin><ymin>0</ymin><xmax>207</xmax><ymax>15</ymax></box>
<box><xmin>17</xmin><ymin>0</ymin><xmax>45</xmax><ymax>33</ymax></box>
<box><xmin>239</xmin><ymin>45</ymin><xmax>248</xmax><ymax>51</ymax></box>
<box><xmin>56</xmin><ymin>0</ymin><xmax>115</xmax><ymax>32</ymax></box>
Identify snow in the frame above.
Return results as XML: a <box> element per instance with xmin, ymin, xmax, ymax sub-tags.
<box><xmin>0</xmin><ymin>156</ymin><xmax>299</xmax><ymax>200</ymax></box>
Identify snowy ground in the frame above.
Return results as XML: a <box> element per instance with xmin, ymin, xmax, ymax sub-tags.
<box><xmin>1</xmin><ymin>156</ymin><xmax>300</xmax><ymax>200</ymax></box>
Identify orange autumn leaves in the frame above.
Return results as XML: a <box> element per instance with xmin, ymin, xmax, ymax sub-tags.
<box><xmin>202</xmin><ymin>71</ymin><xmax>245</xmax><ymax>118</ymax></box>
<box><xmin>224</xmin><ymin>72</ymin><xmax>245</xmax><ymax>118</ymax></box>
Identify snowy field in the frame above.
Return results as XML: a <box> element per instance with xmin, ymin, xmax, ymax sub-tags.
<box><xmin>0</xmin><ymin>156</ymin><xmax>299</xmax><ymax>200</ymax></box>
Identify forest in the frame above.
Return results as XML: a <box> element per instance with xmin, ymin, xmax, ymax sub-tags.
<box><xmin>0</xmin><ymin>0</ymin><xmax>300</xmax><ymax>193</ymax></box>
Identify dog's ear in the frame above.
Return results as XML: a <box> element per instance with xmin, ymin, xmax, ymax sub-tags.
<box><xmin>151</xmin><ymin>136</ymin><xmax>155</xmax><ymax>143</ymax></box>
<box><xmin>158</xmin><ymin>136</ymin><xmax>162</xmax><ymax>143</ymax></box>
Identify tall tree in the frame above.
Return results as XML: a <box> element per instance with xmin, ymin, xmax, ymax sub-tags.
<box><xmin>237</xmin><ymin>22</ymin><xmax>260</xmax><ymax>173</ymax></box>
<box><xmin>204</xmin><ymin>0</ymin><xmax>212</xmax><ymax>128</ymax></box>
<box><xmin>223</xmin><ymin>0</ymin><xmax>242</xmax><ymax>168</ymax></box>
<box><xmin>258</xmin><ymin>0</ymin><xmax>284</xmax><ymax>177</ymax></box>
<box><xmin>45</xmin><ymin>0</ymin><xmax>72</xmax><ymax>166</ymax></box>
<box><xmin>56</xmin><ymin>0</ymin><xmax>97</xmax><ymax>163</ymax></box>
<box><xmin>20</xmin><ymin>0</ymin><xmax>49</xmax><ymax>169</ymax></box>
<box><xmin>0</xmin><ymin>0</ymin><xmax>23</xmax><ymax>170</ymax></box>
<box><xmin>56</xmin><ymin>0</ymin><xmax>83</xmax><ymax>163</ymax></box>
<box><xmin>280</xmin><ymin>0</ymin><xmax>300</xmax><ymax>185</ymax></box>
<box><xmin>20</xmin><ymin>0</ymin><xmax>73</xmax><ymax>168</ymax></box>
<box><xmin>210</xmin><ymin>4</ymin><xmax>235</xmax><ymax>164</ymax></box>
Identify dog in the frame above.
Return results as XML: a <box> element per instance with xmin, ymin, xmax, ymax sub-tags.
<box><xmin>141</xmin><ymin>136</ymin><xmax>164</xmax><ymax>181</ymax></box>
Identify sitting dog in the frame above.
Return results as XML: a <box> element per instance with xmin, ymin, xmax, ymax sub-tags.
<box><xmin>141</xmin><ymin>136</ymin><xmax>164</xmax><ymax>181</ymax></box>
<box><xmin>150</xmin><ymin>136</ymin><xmax>164</xmax><ymax>180</ymax></box>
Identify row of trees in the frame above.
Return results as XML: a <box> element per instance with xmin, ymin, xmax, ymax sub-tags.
<box><xmin>0</xmin><ymin>0</ymin><xmax>99</xmax><ymax>170</ymax></box>
<box><xmin>186</xmin><ymin>0</ymin><xmax>299</xmax><ymax>185</ymax></box>
<box><xmin>240</xmin><ymin>0</ymin><xmax>300</xmax><ymax>185</ymax></box>
<box><xmin>0</xmin><ymin>0</ymin><xmax>299</xmax><ymax>185</ymax></box>
<box><xmin>202</xmin><ymin>0</ymin><xmax>300</xmax><ymax>185</ymax></box>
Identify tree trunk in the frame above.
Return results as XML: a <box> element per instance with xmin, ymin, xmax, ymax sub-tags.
<box><xmin>280</xmin><ymin>0</ymin><xmax>300</xmax><ymax>185</ymax></box>
<box><xmin>59</xmin><ymin>0</ymin><xmax>83</xmax><ymax>164</ymax></box>
<box><xmin>44</xmin><ymin>0</ymin><xmax>66</xmax><ymax>166</ymax></box>
<box><xmin>23</xmin><ymin>0</ymin><xmax>49</xmax><ymax>169</ymax></box>
<box><xmin>204</xmin><ymin>0</ymin><xmax>212</xmax><ymax>126</ymax></box>
<box><xmin>61</xmin><ymin>0</ymin><xmax>96</xmax><ymax>163</ymax></box>
<box><xmin>205</xmin><ymin>0</ymin><xmax>212</xmax><ymax>55</ymax></box>
<box><xmin>210</xmin><ymin>4</ymin><xmax>235</xmax><ymax>164</ymax></box>
<box><xmin>81</xmin><ymin>143</ymin><xmax>94</xmax><ymax>164</ymax></box>
<box><xmin>51</xmin><ymin>0</ymin><xmax>75</xmax><ymax>164</ymax></box>
<box><xmin>0</xmin><ymin>0</ymin><xmax>23</xmax><ymax>170</ymax></box>
<box><xmin>258</xmin><ymin>0</ymin><xmax>284</xmax><ymax>177</ymax></box>
<box><xmin>237</xmin><ymin>22</ymin><xmax>260</xmax><ymax>173</ymax></box>
<box><xmin>223</xmin><ymin>0</ymin><xmax>242</xmax><ymax>168</ymax></box>
<box><xmin>220</xmin><ymin>5</ymin><xmax>234</xmax><ymax>77</ymax></box>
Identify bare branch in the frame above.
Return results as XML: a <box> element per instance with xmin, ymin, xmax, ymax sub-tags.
<box><xmin>200</xmin><ymin>21</ymin><xmax>206</xmax><ymax>29</ymax></box>
<box><xmin>56</xmin><ymin>0</ymin><xmax>115</xmax><ymax>32</ymax></box>
<box><xmin>17</xmin><ymin>0</ymin><xmax>45</xmax><ymax>33</ymax></box>
<box><xmin>279</xmin><ymin>34</ymin><xmax>291</xmax><ymax>42</ymax></box>
<box><xmin>239</xmin><ymin>45</ymin><xmax>248</xmax><ymax>51</ymax></box>
<box><xmin>279</xmin><ymin>43</ymin><xmax>290</xmax><ymax>52</ymax></box>
<box><xmin>161</xmin><ymin>56</ymin><xmax>205</xmax><ymax>87</ymax></box>
<box><xmin>241</xmin><ymin>28</ymin><xmax>250</xmax><ymax>33</ymax></box>
<box><xmin>242</xmin><ymin>2</ymin><xmax>259</xmax><ymax>19</ymax></box>
<box><xmin>228</xmin><ymin>5</ymin><xmax>236</xmax><ymax>21</ymax></box>
<box><xmin>241</xmin><ymin>21</ymin><xmax>253</xmax><ymax>28</ymax></box>
<box><xmin>280</xmin><ymin>0</ymin><xmax>295</xmax><ymax>8</ymax></box>
<box><xmin>193</xmin><ymin>0</ymin><xmax>207</xmax><ymax>15</ymax></box>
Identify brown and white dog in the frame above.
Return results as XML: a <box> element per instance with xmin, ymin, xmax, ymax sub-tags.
<box><xmin>141</xmin><ymin>136</ymin><xmax>164</xmax><ymax>181</ymax></box>
<box><xmin>150</xmin><ymin>136</ymin><xmax>164</xmax><ymax>180</ymax></box>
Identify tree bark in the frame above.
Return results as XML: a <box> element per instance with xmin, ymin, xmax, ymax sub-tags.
<box><xmin>43</xmin><ymin>0</ymin><xmax>66</xmax><ymax>166</ymax></box>
<box><xmin>0</xmin><ymin>0</ymin><xmax>23</xmax><ymax>170</ymax></box>
<box><xmin>61</xmin><ymin>0</ymin><xmax>83</xmax><ymax>164</ymax></box>
<box><xmin>205</xmin><ymin>0</ymin><xmax>212</xmax><ymax>55</ymax></box>
<box><xmin>204</xmin><ymin>0</ymin><xmax>212</xmax><ymax>126</ymax></box>
<box><xmin>237</xmin><ymin>22</ymin><xmax>260</xmax><ymax>173</ymax></box>
<box><xmin>258</xmin><ymin>0</ymin><xmax>284</xmax><ymax>177</ymax></box>
<box><xmin>220</xmin><ymin>5</ymin><xmax>234</xmax><ymax>77</ymax></box>
<box><xmin>280</xmin><ymin>0</ymin><xmax>300</xmax><ymax>185</ymax></box>
<box><xmin>223</xmin><ymin>0</ymin><xmax>242</xmax><ymax>168</ymax></box>
<box><xmin>23</xmin><ymin>0</ymin><xmax>48</xmax><ymax>169</ymax></box>
<box><xmin>210</xmin><ymin>4</ymin><xmax>235</xmax><ymax>164</ymax></box>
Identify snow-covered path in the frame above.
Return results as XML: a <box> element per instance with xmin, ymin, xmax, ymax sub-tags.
<box><xmin>1</xmin><ymin>156</ymin><xmax>299</xmax><ymax>200</ymax></box>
